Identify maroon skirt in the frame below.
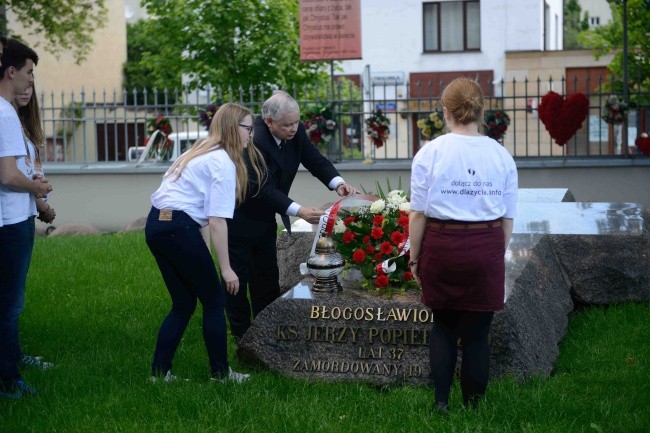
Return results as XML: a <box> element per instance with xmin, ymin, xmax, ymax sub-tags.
<box><xmin>419</xmin><ymin>221</ymin><xmax>505</xmax><ymax>312</ymax></box>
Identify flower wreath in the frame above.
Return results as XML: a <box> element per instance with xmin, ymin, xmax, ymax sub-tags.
<box><xmin>365</xmin><ymin>109</ymin><xmax>390</xmax><ymax>148</ymax></box>
<box><xmin>483</xmin><ymin>109</ymin><xmax>510</xmax><ymax>141</ymax></box>
<box><xmin>601</xmin><ymin>95</ymin><xmax>629</xmax><ymax>125</ymax></box>
<box><xmin>198</xmin><ymin>104</ymin><xmax>220</xmax><ymax>131</ymax></box>
<box><xmin>302</xmin><ymin>103</ymin><xmax>337</xmax><ymax>147</ymax></box>
<box><xmin>144</xmin><ymin>115</ymin><xmax>173</xmax><ymax>161</ymax></box>
<box><xmin>332</xmin><ymin>188</ymin><xmax>418</xmax><ymax>297</ymax></box>
<box><xmin>416</xmin><ymin>110</ymin><xmax>445</xmax><ymax>140</ymax></box>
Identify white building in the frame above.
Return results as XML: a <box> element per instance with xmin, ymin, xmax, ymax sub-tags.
<box><xmin>579</xmin><ymin>0</ymin><xmax>613</xmax><ymax>27</ymax></box>
<box><xmin>338</xmin><ymin>0</ymin><xmax>564</xmax><ymax>90</ymax></box>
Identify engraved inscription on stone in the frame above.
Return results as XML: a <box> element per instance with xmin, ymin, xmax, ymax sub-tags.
<box><xmin>239</xmin><ymin>299</ymin><xmax>434</xmax><ymax>386</ymax></box>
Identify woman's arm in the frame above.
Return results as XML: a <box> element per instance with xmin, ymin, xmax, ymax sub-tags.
<box><xmin>208</xmin><ymin>217</ymin><xmax>239</xmax><ymax>295</ymax></box>
<box><xmin>408</xmin><ymin>210</ymin><xmax>427</xmax><ymax>285</ymax></box>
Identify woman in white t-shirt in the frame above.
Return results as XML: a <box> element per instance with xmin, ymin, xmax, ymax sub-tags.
<box><xmin>14</xmin><ymin>78</ymin><xmax>56</xmax><ymax>371</ymax></box>
<box><xmin>145</xmin><ymin>103</ymin><xmax>266</xmax><ymax>383</ymax></box>
<box><xmin>15</xmin><ymin>79</ymin><xmax>55</xmax><ymax>225</ymax></box>
<box><xmin>409</xmin><ymin>77</ymin><xmax>518</xmax><ymax>413</ymax></box>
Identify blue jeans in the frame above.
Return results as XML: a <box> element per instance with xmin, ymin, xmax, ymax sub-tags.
<box><xmin>145</xmin><ymin>207</ymin><xmax>228</xmax><ymax>377</ymax></box>
<box><xmin>0</xmin><ymin>217</ymin><xmax>35</xmax><ymax>389</ymax></box>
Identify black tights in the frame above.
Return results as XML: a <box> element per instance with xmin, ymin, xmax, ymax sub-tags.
<box><xmin>429</xmin><ymin>310</ymin><xmax>494</xmax><ymax>407</ymax></box>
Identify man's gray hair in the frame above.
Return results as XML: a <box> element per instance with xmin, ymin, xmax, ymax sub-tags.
<box><xmin>262</xmin><ymin>90</ymin><xmax>300</xmax><ymax>121</ymax></box>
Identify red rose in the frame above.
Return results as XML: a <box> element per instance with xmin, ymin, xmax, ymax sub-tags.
<box><xmin>352</xmin><ymin>249</ymin><xmax>366</xmax><ymax>264</ymax></box>
<box><xmin>365</xmin><ymin>245</ymin><xmax>375</xmax><ymax>254</ymax></box>
<box><xmin>363</xmin><ymin>235</ymin><xmax>371</xmax><ymax>245</ymax></box>
<box><xmin>374</xmin><ymin>275</ymin><xmax>389</xmax><ymax>288</ymax></box>
<box><xmin>374</xmin><ymin>252</ymin><xmax>383</xmax><ymax>261</ymax></box>
<box><xmin>403</xmin><ymin>271</ymin><xmax>413</xmax><ymax>281</ymax></box>
<box><xmin>344</xmin><ymin>216</ymin><xmax>355</xmax><ymax>226</ymax></box>
<box><xmin>398</xmin><ymin>210</ymin><xmax>407</xmax><ymax>217</ymax></box>
<box><xmin>390</xmin><ymin>231</ymin><xmax>405</xmax><ymax>245</ymax></box>
<box><xmin>373</xmin><ymin>215</ymin><xmax>384</xmax><ymax>226</ymax></box>
<box><xmin>380</xmin><ymin>241</ymin><xmax>394</xmax><ymax>255</ymax></box>
<box><xmin>371</xmin><ymin>227</ymin><xmax>384</xmax><ymax>239</ymax></box>
<box><xmin>342</xmin><ymin>231</ymin><xmax>355</xmax><ymax>244</ymax></box>
<box><xmin>397</xmin><ymin>216</ymin><xmax>409</xmax><ymax>228</ymax></box>
<box><xmin>375</xmin><ymin>263</ymin><xmax>385</xmax><ymax>275</ymax></box>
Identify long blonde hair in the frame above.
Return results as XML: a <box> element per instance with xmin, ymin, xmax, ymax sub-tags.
<box><xmin>166</xmin><ymin>103</ymin><xmax>266</xmax><ymax>204</ymax></box>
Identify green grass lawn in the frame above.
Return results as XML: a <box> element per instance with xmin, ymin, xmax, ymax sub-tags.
<box><xmin>0</xmin><ymin>232</ymin><xmax>648</xmax><ymax>432</ymax></box>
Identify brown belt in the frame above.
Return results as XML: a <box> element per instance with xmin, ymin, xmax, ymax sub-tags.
<box><xmin>427</xmin><ymin>219</ymin><xmax>501</xmax><ymax>230</ymax></box>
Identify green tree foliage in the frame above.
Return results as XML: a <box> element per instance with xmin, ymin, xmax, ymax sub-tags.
<box><xmin>0</xmin><ymin>0</ymin><xmax>107</xmax><ymax>63</ymax></box>
<box><xmin>564</xmin><ymin>0</ymin><xmax>590</xmax><ymax>49</ymax></box>
<box><xmin>578</xmin><ymin>0</ymin><xmax>650</xmax><ymax>96</ymax></box>
<box><xmin>123</xmin><ymin>20</ymin><xmax>182</xmax><ymax>104</ymax></box>
<box><xmin>133</xmin><ymin>0</ymin><xmax>331</xmax><ymax>93</ymax></box>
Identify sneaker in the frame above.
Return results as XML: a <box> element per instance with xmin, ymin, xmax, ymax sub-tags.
<box><xmin>21</xmin><ymin>355</ymin><xmax>54</xmax><ymax>371</ymax></box>
<box><xmin>211</xmin><ymin>367</ymin><xmax>250</xmax><ymax>384</ymax></box>
<box><xmin>149</xmin><ymin>371</ymin><xmax>178</xmax><ymax>383</ymax></box>
<box><xmin>16</xmin><ymin>380</ymin><xmax>37</xmax><ymax>396</ymax></box>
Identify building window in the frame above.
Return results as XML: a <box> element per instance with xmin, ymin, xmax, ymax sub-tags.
<box><xmin>590</xmin><ymin>16</ymin><xmax>600</xmax><ymax>27</ymax></box>
<box><xmin>423</xmin><ymin>1</ymin><xmax>480</xmax><ymax>53</ymax></box>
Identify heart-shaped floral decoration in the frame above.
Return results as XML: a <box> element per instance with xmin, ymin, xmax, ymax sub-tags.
<box><xmin>538</xmin><ymin>91</ymin><xmax>589</xmax><ymax>146</ymax></box>
<box><xmin>635</xmin><ymin>135</ymin><xmax>650</xmax><ymax>155</ymax></box>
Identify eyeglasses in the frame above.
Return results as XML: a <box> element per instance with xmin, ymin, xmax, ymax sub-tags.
<box><xmin>239</xmin><ymin>124</ymin><xmax>254</xmax><ymax>133</ymax></box>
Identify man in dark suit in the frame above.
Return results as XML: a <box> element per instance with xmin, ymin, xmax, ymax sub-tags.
<box><xmin>226</xmin><ymin>90</ymin><xmax>356</xmax><ymax>340</ymax></box>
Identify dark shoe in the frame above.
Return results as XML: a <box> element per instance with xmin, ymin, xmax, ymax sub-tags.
<box><xmin>433</xmin><ymin>401</ymin><xmax>449</xmax><ymax>416</ymax></box>
<box><xmin>16</xmin><ymin>380</ymin><xmax>37</xmax><ymax>396</ymax></box>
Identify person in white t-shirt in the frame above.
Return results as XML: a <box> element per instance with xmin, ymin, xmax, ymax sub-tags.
<box><xmin>16</xmin><ymin>78</ymin><xmax>56</xmax><ymax>225</ymax></box>
<box><xmin>145</xmin><ymin>102</ymin><xmax>266</xmax><ymax>383</ymax></box>
<box><xmin>409</xmin><ymin>77</ymin><xmax>518</xmax><ymax>414</ymax></box>
<box><xmin>0</xmin><ymin>38</ymin><xmax>52</xmax><ymax>400</ymax></box>
<box><xmin>13</xmin><ymin>78</ymin><xmax>55</xmax><ymax>373</ymax></box>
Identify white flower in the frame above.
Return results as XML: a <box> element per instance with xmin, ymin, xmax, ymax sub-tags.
<box><xmin>398</xmin><ymin>202</ymin><xmax>411</xmax><ymax>213</ymax></box>
<box><xmin>370</xmin><ymin>199</ymin><xmax>386</xmax><ymax>213</ymax></box>
<box><xmin>387</xmin><ymin>190</ymin><xmax>406</xmax><ymax>205</ymax></box>
<box><xmin>334</xmin><ymin>218</ymin><xmax>346</xmax><ymax>234</ymax></box>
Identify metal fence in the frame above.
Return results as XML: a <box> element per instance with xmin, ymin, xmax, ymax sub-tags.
<box><xmin>37</xmin><ymin>75</ymin><xmax>649</xmax><ymax>164</ymax></box>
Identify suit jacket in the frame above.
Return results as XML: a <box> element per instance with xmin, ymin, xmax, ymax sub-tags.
<box><xmin>228</xmin><ymin>115</ymin><xmax>340</xmax><ymax>237</ymax></box>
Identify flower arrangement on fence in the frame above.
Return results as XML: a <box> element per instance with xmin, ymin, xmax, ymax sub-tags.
<box><xmin>199</xmin><ymin>104</ymin><xmax>220</xmax><ymax>130</ymax></box>
<box><xmin>636</xmin><ymin>132</ymin><xmax>650</xmax><ymax>155</ymax></box>
<box><xmin>601</xmin><ymin>95</ymin><xmax>629</xmax><ymax>125</ymax></box>
<box><xmin>365</xmin><ymin>109</ymin><xmax>391</xmax><ymax>148</ymax></box>
<box><xmin>144</xmin><ymin>115</ymin><xmax>173</xmax><ymax>161</ymax></box>
<box><xmin>332</xmin><ymin>188</ymin><xmax>418</xmax><ymax>296</ymax></box>
<box><xmin>483</xmin><ymin>109</ymin><xmax>510</xmax><ymax>142</ymax></box>
<box><xmin>303</xmin><ymin>103</ymin><xmax>337</xmax><ymax>148</ymax></box>
<box><xmin>538</xmin><ymin>91</ymin><xmax>589</xmax><ymax>146</ymax></box>
<box><xmin>416</xmin><ymin>110</ymin><xmax>446</xmax><ymax>140</ymax></box>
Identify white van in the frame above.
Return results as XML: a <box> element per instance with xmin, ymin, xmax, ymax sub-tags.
<box><xmin>131</xmin><ymin>129</ymin><xmax>209</xmax><ymax>163</ymax></box>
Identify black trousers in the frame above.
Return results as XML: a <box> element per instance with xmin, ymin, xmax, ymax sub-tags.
<box><xmin>429</xmin><ymin>310</ymin><xmax>494</xmax><ymax>407</ymax></box>
<box><xmin>225</xmin><ymin>226</ymin><xmax>280</xmax><ymax>339</ymax></box>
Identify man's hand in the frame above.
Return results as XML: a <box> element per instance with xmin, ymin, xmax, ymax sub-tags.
<box><xmin>335</xmin><ymin>183</ymin><xmax>358</xmax><ymax>197</ymax></box>
<box><xmin>297</xmin><ymin>206</ymin><xmax>326</xmax><ymax>224</ymax></box>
